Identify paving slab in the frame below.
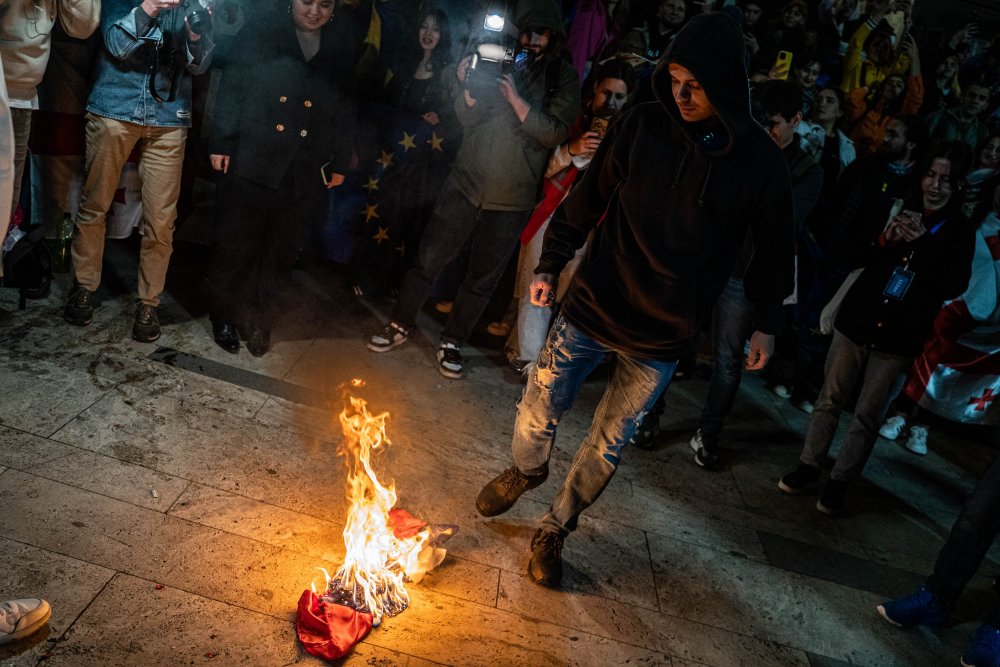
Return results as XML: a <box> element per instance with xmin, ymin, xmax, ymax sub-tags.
<box><xmin>0</xmin><ymin>470</ymin><xmax>334</xmax><ymax>621</ymax></box>
<box><xmin>0</xmin><ymin>537</ymin><xmax>115</xmax><ymax>667</ymax></box>
<box><xmin>498</xmin><ymin>570</ymin><xmax>809</xmax><ymax>667</ymax></box>
<box><xmin>647</xmin><ymin>533</ymin><xmax>939</xmax><ymax>666</ymax></box>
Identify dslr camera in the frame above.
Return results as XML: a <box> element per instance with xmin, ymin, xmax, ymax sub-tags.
<box><xmin>464</xmin><ymin>42</ymin><xmax>534</xmax><ymax>102</ymax></box>
<box><xmin>185</xmin><ymin>0</ymin><xmax>213</xmax><ymax>36</ymax></box>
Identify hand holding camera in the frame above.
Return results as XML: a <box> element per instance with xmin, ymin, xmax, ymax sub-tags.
<box><xmin>141</xmin><ymin>0</ymin><xmax>183</xmax><ymax>18</ymax></box>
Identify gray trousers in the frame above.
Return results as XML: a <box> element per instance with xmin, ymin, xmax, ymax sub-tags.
<box><xmin>800</xmin><ymin>329</ymin><xmax>910</xmax><ymax>482</ymax></box>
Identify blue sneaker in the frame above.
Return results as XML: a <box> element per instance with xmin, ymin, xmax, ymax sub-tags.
<box><xmin>876</xmin><ymin>586</ymin><xmax>949</xmax><ymax>628</ymax></box>
<box><xmin>963</xmin><ymin>624</ymin><xmax>1000</xmax><ymax>667</ymax></box>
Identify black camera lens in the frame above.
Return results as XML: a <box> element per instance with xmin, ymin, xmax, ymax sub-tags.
<box><xmin>187</xmin><ymin>7</ymin><xmax>212</xmax><ymax>35</ymax></box>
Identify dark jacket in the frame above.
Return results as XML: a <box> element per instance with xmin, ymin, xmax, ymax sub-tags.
<box><xmin>448</xmin><ymin>0</ymin><xmax>580</xmax><ymax>211</ymax></box>
<box><xmin>835</xmin><ymin>202</ymin><xmax>976</xmax><ymax>358</ymax></box>
<box><xmin>536</xmin><ymin>12</ymin><xmax>795</xmax><ymax>359</ymax></box>
<box><xmin>208</xmin><ymin>14</ymin><xmax>356</xmax><ymax>189</ymax></box>
<box><xmin>820</xmin><ymin>155</ymin><xmax>919</xmax><ymax>268</ymax></box>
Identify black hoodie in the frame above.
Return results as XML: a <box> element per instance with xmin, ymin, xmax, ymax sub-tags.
<box><xmin>536</xmin><ymin>12</ymin><xmax>795</xmax><ymax>360</ymax></box>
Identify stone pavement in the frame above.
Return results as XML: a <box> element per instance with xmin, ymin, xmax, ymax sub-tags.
<box><xmin>0</xmin><ymin>239</ymin><xmax>997</xmax><ymax>667</ymax></box>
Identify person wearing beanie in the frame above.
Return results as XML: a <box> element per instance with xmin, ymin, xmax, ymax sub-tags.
<box><xmin>474</xmin><ymin>11</ymin><xmax>794</xmax><ymax>588</ymax></box>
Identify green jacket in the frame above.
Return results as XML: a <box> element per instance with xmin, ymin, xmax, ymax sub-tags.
<box><xmin>449</xmin><ymin>0</ymin><xmax>580</xmax><ymax>211</ymax></box>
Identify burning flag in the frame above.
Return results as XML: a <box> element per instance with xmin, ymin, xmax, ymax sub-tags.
<box><xmin>297</xmin><ymin>387</ymin><xmax>455</xmax><ymax>661</ymax></box>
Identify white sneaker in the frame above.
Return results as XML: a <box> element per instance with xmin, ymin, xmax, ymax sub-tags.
<box><xmin>0</xmin><ymin>598</ymin><xmax>51</xmax><ymax>644</ymax></box>
<box><xmin>769</xmin><ymin>384</ymin><xmax>791</xmax><ymax>399</ymax></box>
<box><xmin>905</xmin><ymin>425</ymin><xmax>929</xmax><ymax>455</ymax></box>
<box><xmin>879</xmin><ymin>415</ymin><xmax>907</xmax><ymax>440</ymax></box>
<box><xmin>792</xmin><ymin>399</ymin><xmax>815</xmax><ymax>414</ymax></box>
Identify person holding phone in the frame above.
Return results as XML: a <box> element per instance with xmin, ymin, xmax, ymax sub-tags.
<box><xmin>778</xmin><ymin>142</ymin><xmax>977</xmax><ymax>515</ymax></box>
<box><xmin>506</xmin><ymin>59</ymin><xmax>635</xmax><ymax>376</ymax></box>
<box><xmin>206</xmin><ymin>0</ymin><xmax>355</xmax><ymax>356</ymax></box>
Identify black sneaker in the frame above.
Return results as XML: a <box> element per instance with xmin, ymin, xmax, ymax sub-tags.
<box><xmin>64</xmin><ymin>286</ymin><xmax>94</xmax><ymax>326</ymax></box>
<box><xmin>689</xmin><ymin>429</ymin><xmax>723</xmax><ymax>470</ymax></box>
<box><xmin>777</xmin><ymin>464</ymin><xmax>821</xmax><ymax>495</ymax></box>
<box><xmin>437</xmin><ymin>342</ymin><xmax>463</xmax><ymax>379</ymax></box>
<box><xmin>817</xmin><ymin>479</ymin><xmax>848</xmax><ymax>516</ymax></box>
<box><xmin>528</xmin><ymin>528</ymin><xmax>564</xmax><ymax>587</ymax></box>
<box><xmin>367</xmin><ymin>321</ymin><xmax>410</xmax><ymax>352</ymax></box>
<box><xmin>132</xmin><ymin>303</ymin><xmax>160</xmax><ymax>342</ymax></box>
<box><xmin>475</xmin><ymin>465</ymin><xmax>548</xmax><ymax>517</ymax></box>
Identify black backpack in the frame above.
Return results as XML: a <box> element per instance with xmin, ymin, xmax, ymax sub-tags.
<box><xmin>2</xmin><ymin>224</ymin><xmax>52</xmax><ymax>309</ymax></box>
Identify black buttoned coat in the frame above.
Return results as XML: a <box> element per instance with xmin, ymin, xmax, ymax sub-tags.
<box><xmin>208</xmin><ymin>13</ymin><xmax>356</xmax><ymax>191</ymax></box>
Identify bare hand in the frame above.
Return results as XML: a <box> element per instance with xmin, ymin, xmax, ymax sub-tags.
<box><xmin>745</xmin><ymin>331</ymin><xmax>775</xmax><ymax>371</ymax></box>
<box><xmin>422</xmin><ymin>111</ymin><xmax>440</xmax><ymax>126</ymax></box>
<box><xmin>141</xmin><ymin>0</ymin><xmax>182</xmax><ymax>18</ymax></box>
<box><xmin>499</xmin><ymin>73</ymin><xmax>520</xmax><ymax>105</ymax></box>
<box><xmin>568</xmin><ymin>131</ymin><xmax>601</xmax><ymax>159</ymax></box>
<box><xmin>209</xmin><ymin>154</ymin><xmax>230</xmax><ymax>173</ymax></box>
<box><xmin>744</xmin><ymin>33</ymin><xmax>760</xmax><ymax>55</ymax></box>
<box><xmin>529</xmin><ymin>273</ymin><xmax>557</xmax><ymax>307</ymax></box>
<box><xmin>456</xmin><ymin>56</ymin><xmax>472</xmax><ymax>84</ymax></box>
<box><xmin>325</xmin><ymin>172</ymin><xmax>345</xmax><ymax>189</ymax></box>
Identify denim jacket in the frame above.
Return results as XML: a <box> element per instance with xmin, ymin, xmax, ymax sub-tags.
<box><xmin>87</xmin><ymin>0</ymin><xmax>214</xmax><ymax>127</ymax></box>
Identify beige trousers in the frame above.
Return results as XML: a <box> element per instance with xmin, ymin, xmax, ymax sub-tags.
<box><xmin>71</xmin><ymin>114</ymin><xmax>187</xmax><ymax>306</ymax></box>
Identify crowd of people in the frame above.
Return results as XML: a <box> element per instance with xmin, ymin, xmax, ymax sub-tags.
<box><xmin>1</xmin><ymin>0</ymin><xmax>1000</xmax><ymax>662</ymax></box>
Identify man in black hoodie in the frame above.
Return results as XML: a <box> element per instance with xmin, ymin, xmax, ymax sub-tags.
<box><xmin>475</xmin><ymin>12</ymin><xmax>795</xmax><ymax>587</ymax></box>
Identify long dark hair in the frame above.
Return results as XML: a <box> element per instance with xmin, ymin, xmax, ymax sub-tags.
<box><xmin>862</xmin><ymin>74</ymin><xmax>907</xmax><ymax>121</ymax></box>
<box><xmin>408</xmin><ymin>9</ymin><xmax>452</xmax><ymax>75</ymax></box>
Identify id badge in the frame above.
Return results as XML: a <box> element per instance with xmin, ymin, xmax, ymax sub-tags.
<box><xmin>883</xmin><ymin>266</ymin><xmax>915</xmax><ymax>300</ymax></box>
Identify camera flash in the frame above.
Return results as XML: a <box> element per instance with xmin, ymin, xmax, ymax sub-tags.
<box><xmin>484</xmin><ymin>13</ymin><xmax>505</xmax><ymax>32</ymax></box>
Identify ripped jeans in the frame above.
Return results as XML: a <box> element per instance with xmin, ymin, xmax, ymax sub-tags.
<box><xmin>512</xmin><ymin>314</ymin><xmax>678</xmax><ymax>536</ymax></box>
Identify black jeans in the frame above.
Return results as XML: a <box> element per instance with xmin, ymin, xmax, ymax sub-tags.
<box><xmin>392</xmin><ymin>180</ymin><xmax>529</xmax><ymax>345</ymax></box>
<box><xmin>927</xmin><ymin>453</ymin><xmax>1000</xmax><ymax>626</ymax></box>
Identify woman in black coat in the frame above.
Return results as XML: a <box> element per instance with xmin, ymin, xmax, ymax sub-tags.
<box><xmin>779</xmin><ymin>141</ymin><xmax>977</xmax><ymax>515</ymax></box>
<box><xmin>207</xmin><ymin>0</ymin><xmax>356</xmax><ymax>356</ymax></box>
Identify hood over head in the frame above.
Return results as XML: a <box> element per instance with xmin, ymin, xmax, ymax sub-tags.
<box><xmin>652</xmin><ymin>12</ymin><xmax>754</xmax><ymax>153</ymax></box>
<box><xmin>515</xmin><ymin>0</ymin><xmax>567</xmax><ymax>39</ymax></box>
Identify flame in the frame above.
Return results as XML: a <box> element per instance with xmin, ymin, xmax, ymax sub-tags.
<box><xmin>318</xmin><ymin>395</ymin><xmax>429</xmax><ymax>624</ymax></box>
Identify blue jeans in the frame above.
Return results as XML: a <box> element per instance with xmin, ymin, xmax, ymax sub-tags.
<box><xmin>512</xmin><ymin>314</ymin><xmax>677</xmax><ymax>536</ymax></box>
<box><xmin>697</xmin><ymin>277</ymin><xmax>755</xmax><ymax>448</ymax></box>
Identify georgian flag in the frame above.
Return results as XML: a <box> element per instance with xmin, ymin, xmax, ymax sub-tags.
<box><xmin>904</xmin><ymin>213</ymin><xmax>1000</xmax><ymax>425</ymax></box>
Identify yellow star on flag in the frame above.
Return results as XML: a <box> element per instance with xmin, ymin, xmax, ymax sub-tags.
<box><xmin>395</xmin><ymin>241</ymin><xmax>406</xmax><ymax>255</ymax></box>
<box><xmin>364</xmin><ymin>203</ymin><xmax>379</xmax><ymax>224</ymax></box>
<box><xmin>429</xmin><ymin>132</ymin><xmax>444</xmax><ymax>152</ymax></box>
<box><xmin>364</xmin><ymin>176</ymin><xmax>380</xmax><ymax>193</ymax></box>
<box><xmin>373</xmin><ymin>226</ymin><xmax>390</xmax><ymax>244</ymax></box>
<box><xmin>378</xmin><ymin>150</ymin><xmax>394</xmax><ymax>169</ymax></box>
<box><xmin>398</xmin><ymin>131</ymin><xmax>417</xmax><ymax>151</ymax></box>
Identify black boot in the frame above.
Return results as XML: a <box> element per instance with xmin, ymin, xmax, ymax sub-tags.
<box><xmin>212</xmin><ymin>322</ymin><xmax>240</xmax><ymax>354</ymax></box>
<box><xmin>528</xmin><ymin>528</ymin><xmax>564</xmax><ymax>587</ymax></box>
<box><xmin>475</xmin><ymin>465</ymin><xmax>548</xmax><ymax>517</ymax></box>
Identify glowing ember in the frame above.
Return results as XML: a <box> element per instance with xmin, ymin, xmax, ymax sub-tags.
<box><xmin>310</xmin><ymin>392</ymin><xmax>445</xmax><ymax>625</ymax></box>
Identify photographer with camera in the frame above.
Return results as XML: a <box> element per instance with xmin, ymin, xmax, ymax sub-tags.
<box><xmin>367</xmin><ymin>0</ymin><xmax>580</xmax><ymax>380</ymax></box>
<box><xmin>63</xmin><ymin>0</ymin><xmax>213</xmax><ymax>342</ymax></box>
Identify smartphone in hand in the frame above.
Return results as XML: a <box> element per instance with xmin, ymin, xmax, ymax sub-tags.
<box><xmin>773</xmin><ymin>51</ymin><xmax>793</xmax><ymax>80</ymax></box>
<box><xmin>321</xmin><ymin>161</ymin><xmax>336</xmax><ymax>186</ymax></box>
